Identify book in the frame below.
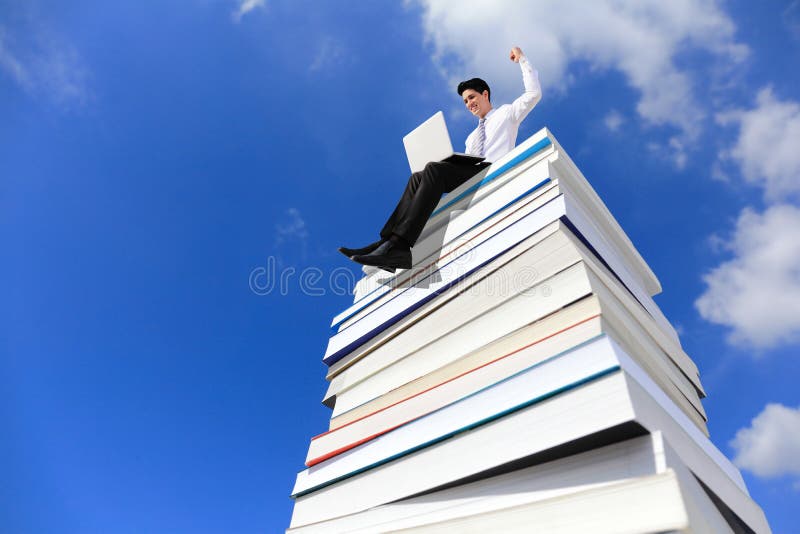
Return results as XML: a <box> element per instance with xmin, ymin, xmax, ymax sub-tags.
<box><xmin>290</xmin><ymin>362</ymin><xmax>764</xmax><ymax>532</ymax></box>
<box><xmin>289</xmin><ymin>434</ymin><xmax>746</xmax><ymax>533</ymax></box>
<box><xmin>296</xmin><ymin>336</ymin><xmax>717</xmax><ymax>499</ymax></box>
<box><xmin>309</xmin><ymin>289</ymin><xmax>708</xmax><ymax>468</ymax></box>
<box><xmin>324</xmin><ymin>222</ymin><xmax>703</xmax><ymax>422</ymax></box>
<box><xmin>327</xmin><ymin>294</ymin><xmax>603</xmax><ymax>429</ymax></box>
<box><xmin>307</xmin><ymin>320</ymin><xmax>606</xmax><ymax>467</ymax></box>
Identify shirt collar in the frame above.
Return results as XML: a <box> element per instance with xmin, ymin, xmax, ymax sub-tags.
<box><xmin>482</xmin><ymin>107</ymin><xmax>496</xmax><ymax>121</ymax></box>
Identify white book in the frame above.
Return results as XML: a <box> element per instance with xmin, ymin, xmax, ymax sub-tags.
<box><xmin>310</xmin><ymin>292</ymin><xmax>707</xmax><ymax>468</ymax></box>
<box><xmin>325</xmin><ymin>222</ymin><xmax>703</xmax><ymax>419</ymax></box>
<box><xmin>327</xmin><ymin>294</ymin><xmax>603</xmax><ymax>430</ymax></box>
<box><xmin>386</xmin><ymin>472</ymin><xmax>729</xmax><ymax>534</ymax></box>
<box><xmin>307</xmin><ymin>321</ymin><xmax>605</xmax><ymax>467</ymax></box>
<box><xmin>324</xmin><ymin>196</ymin><xmax>568</xmax><ymax>366</ymax></box>
<box><xmin>291</xmin><ymin>372</ymin><xmax>635</xmax><ymax>527</ymax></box>
<box><xmin>327</xmin><ymin>225</ymin><xmax>585</xmax><ymax>410</ymax></box>
<box><xmin>292</xmin><ymin>434</ymin><xmax>669</xmax><ymax>532</ymax></box>
<box><xmin>327</xmin><ymin>219</ymin><xmax>567</xmax><ymax>380</ymax></box>
<box><xmin>290</xmin><ymin>435</ymin><xmax>745</xmax><ymax>533</ymax></box>
<box><xmin>298</xmin><ymin>336</ymin><xmax>697</xmax><ymax>497</ymax></box>
<box><xmin>290</xmin><ymin>340</ymin><xmax>765</xmax><ymax>533</ymax></box>
<box><xmin>329</xmin><ymin>262</ymin><xmax>590</xmax><ymax>418</ymax></box>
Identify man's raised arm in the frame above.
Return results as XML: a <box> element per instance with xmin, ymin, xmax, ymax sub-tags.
<box><xmin>509</xmin><ymin>46</ymin><xmax>542</xmax><ymax>124</ymax></box>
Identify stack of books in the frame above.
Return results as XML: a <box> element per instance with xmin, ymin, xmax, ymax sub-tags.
<box><xmin>287</xmin><ymin>129</ymin><xmax>771</xmax><ymax>533</ymax></box>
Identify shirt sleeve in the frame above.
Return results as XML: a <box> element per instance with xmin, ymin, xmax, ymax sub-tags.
<box><xmin>509</xmin><ymin>55</ymin><xmax>542</xmax><ymax>124</ymax></box>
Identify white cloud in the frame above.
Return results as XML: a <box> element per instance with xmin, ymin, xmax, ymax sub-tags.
<box><xmin>784</xmin><ymin>1</ymin><xmax>800</xmax><ymax>41</ymax></box>
<box><xmin>0</xmin><ymin>27</ymin><xmax>32</xmax><ymax>88</ymax></box>
<box><xmin>695</xmin><ymin>204</ymin><xmax>800</xmax><ymax>350</ymax></box>
<box><xmin>0</xmin><ymin>24</ymin><xmax>89</xmax><ymax>108</ymax></box>
<box><xmin>309</xmin><ymin>37</ymin><xmax>348</xmax><ymax>73</ymax></box>
<box><xmin>413</xmin><ymin>0</ymin><xmax>747</xmax><ymax>138</ymax></box>
<box><xmin>730</xmin><ymin>403</ymin><xmax>800</xmax><ymax>479</ymax></box>
<box><xmin>232</xmin><ymin>0</ymin><xmax>265</xmax><ymax>23</ymax></box>
<box><xmin>274</xmin><ymin>208</ymin><xmax>309</xmax><ymax>246</ymax></box>
<box><xmin>717</xmin><ymin>87</ymin><xmax>800</xmax><ymax>202</ymax></box>
<box><xmin>604</xmin><ymin>109</ymin><xmax>624</xmax><ymax>132</ymax></box>
<box><xmin>668</xmin><ymin>136</ymin><xmax>688</xmax><ymax>169</ymax></box>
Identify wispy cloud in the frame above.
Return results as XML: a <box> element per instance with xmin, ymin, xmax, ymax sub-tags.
<box><xmin>784</xmin><ymin>1</ymin><xmax>800</xmax><ymax>41</ymax></box>
<box><xmin>232</xmin><ymin>0</ymin><xmax>265</xmax><ymax>23</ymax></box>
<box><xmin>273</xmin><ymin>208</ymin><xmax>309</xmax><ymax>262</ymax></box>
<box><xmin>731</xmin><ymin>403</ymin><xmax>800</xmax><ymax>483</ymax></box>
<box><xmin>0</xmin><ymin>27</ymin><xmax>32</xmax><ymax>88</ymax></box>
<box><xmin>0</xmin><ymin>23</ymin><xmax>89</xmax><ymax>109</ymax></box>
<box><xmin>603</xmin><ymin>109</ymin><xmax>624</xmax><ymax>133</ymax></box>
<box><xmin>309</xmin><ymin>37</ymin><xmax>348</xmax><ymax>73</ymax></box>
<box><xmin>412</xmin><ymin>0</ymin><xmax>747</xmax><ymax>146</ymax></box>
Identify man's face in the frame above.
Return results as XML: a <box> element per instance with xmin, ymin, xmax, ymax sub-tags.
<box><xmin>462</xmin><ymin>89</ymin><xmax>491</xmax><ymax>119</ymax></box>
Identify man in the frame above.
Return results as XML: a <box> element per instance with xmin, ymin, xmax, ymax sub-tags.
<box><xmin>340</xmin><ymin>46</ymin><xmax>542</xmax><ymax>272</ymax></box>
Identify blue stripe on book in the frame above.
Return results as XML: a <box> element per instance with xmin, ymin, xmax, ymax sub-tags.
<box><xmin>292</xmin><ymin>363</ymin><xmax>621</xmax><ymax>498</ymax></box>
<box><xmin>322</xmin><ymin>195</ymin><xmax>562</xmax><ymax>366</ymax></box>
<box><xmin>333</xmin><ymin>175</ymin><xmax>552</xmax><ymax>328</ymax></box>
<box><xmin>430</xmin><ymin>137</ymin><xmax>553</xmax><ymax>218</ymax></box>
<box><xmin>330</xmin><ymin>330</ymin><xmax>606</xmax><ymax>430</ymax></box>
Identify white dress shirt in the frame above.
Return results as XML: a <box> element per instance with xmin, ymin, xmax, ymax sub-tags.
<box><xmin>465</xmin><ymin>55</ymin><xmax>542</xmax><ymax>163</ymax></box>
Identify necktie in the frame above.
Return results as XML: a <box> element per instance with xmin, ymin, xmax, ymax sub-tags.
<box><xmin>476</xmin><ymin>118</ymin><xmax>486</xmax><ymax>157</ymax></box>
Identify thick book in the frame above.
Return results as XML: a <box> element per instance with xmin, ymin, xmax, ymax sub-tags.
<box><xmin>289</xmin><ymin>434</ymin><xmax>751</xmax><ymax>533</ymax></box>
<box><xmin>297</xmin><ymin>336</ymin><xmax>696</xmax><ymax>496</ymax></box>
<box><xmin>327</xmin><ymin>294</ymin><xmax>603</xmax><ymax>429</ymax></box>
<box><xmin>327</xmin><ymin>269</ymin><xmax>705</xmax><ymax>436</ymax></box>
<box><xmin>289</xmin><ymin>339</ymin><xmax>764</xmax><ymax>533</ymax></box>
<box><xmin>309</xmin><ymin>291</ymin><xmax>707</xmax><ymax>468</ymax></box>
<box><xmin>324</xmin><ymin>222</ymin><xmax>703</xmax><ymax>421</ymax></box>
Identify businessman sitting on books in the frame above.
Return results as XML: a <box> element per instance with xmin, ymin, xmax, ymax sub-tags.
<box><xmin>340</xmin><ymin>46</ymin><xmax>542</xmax><ymax>272</ymax></box>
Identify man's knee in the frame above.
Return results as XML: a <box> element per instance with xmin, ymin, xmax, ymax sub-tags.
<box><xmin>421</xmin><ymin>161</ymin><xmax>447</xmax><ymax>183</ymax></box>
<box><xmin>408</xmin><ymin>171</ymin><xmax>423</xmax><ymax>189</ymax></box>
<box><xmin>423</xmin><ymin>161</ymin><xmax>446</xmax><ymax>174</ymax></box>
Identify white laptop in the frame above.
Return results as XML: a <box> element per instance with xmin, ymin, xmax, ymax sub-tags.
<box><xmin>403</xmin><ymin>111</ymin><xmax>486</xmax><ymax>173</ymax></box>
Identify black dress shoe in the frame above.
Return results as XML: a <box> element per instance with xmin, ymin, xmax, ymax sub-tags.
<box><xmin>352</xmin><ymin>240</ymin><xmax>412</xmax><ymax>270</ymax></box>
<box><xmin>338</xmin><ymin>239</ymin><xmax>385</xmax><ymax>258</ymax></box>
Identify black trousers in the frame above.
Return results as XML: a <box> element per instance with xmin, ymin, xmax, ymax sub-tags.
<box><xmin>380</xmin><ymin>161</ymin><xmax>485</xmax><ymax>246</ymax></box>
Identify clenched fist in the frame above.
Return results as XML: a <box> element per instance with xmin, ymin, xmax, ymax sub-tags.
<box><xmin>509</xmin><ymin>46</ymin><xmax>523</xmax><ymax>63</ymax></box>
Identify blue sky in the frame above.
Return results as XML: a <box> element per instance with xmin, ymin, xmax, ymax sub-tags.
<box><xmin>2</xmin><ymin>1</ymin><xmax>799</xmax><ymax>532</ymax></box>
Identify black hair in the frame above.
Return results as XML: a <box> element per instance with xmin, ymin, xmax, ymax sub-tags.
<box><xmin>457</xmin><ymin>78</ymin><xmax>491</xmax><ymax>101</ymax></box>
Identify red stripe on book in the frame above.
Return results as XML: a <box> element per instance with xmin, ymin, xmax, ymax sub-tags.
<box><xmin>305</xmin><ymin>312</ymin><xmax>602</xmax><ymax>466</ymax></box>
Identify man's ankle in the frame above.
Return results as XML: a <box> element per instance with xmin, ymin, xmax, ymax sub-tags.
<box><xmin>389</xmin><ymin>233</ymin><xmax>412</xmax><ymax>250</ymax></box>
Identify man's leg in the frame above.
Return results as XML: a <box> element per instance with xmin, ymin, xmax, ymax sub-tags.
<box><xmin>353</xmin><ymin>162</ymin><xmax>482</xmax><ymax>270</ymax></box>
<box><xmin>379</xmin><ymin>169</ymin><xmax>425</xmax><ymax>241</ymax></box>
<box><xmin>340</xmin><ymin>168</ymin><xmax>426</xmax><ymax>259</ymax></box>
<box><xmin>381</xmin><ymin>161</ymin><xmax>481</xmax><ymax>246</ymax></box>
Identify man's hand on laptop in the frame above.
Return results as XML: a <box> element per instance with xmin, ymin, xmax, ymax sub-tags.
<box><xmin>509</xmin><ymin>46</ymin><xmax>523</xmax><ymax>63</ymax></box>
